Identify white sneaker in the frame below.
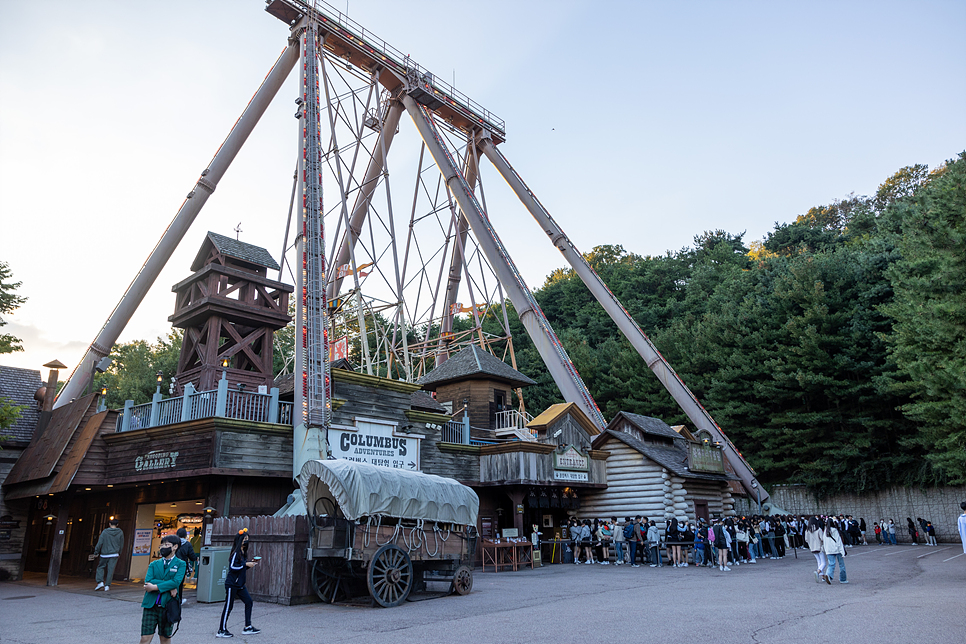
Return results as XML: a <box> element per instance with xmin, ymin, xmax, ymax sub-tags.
<box><xmin>94</xmin><ymin>582</ymin><xmax>104</xmax><ymax>591</ymax></box>
<box><xmin>719</xmin><ymin>565</ymin><xmax>724</xmax><ymax>571</ymax></box>
<box><xmin>723</xmin><ymin>566</ymin><xmax>731</xmax><ymax>571</ymax></box>
<box><xmin>103</xmin><ymin>586</ymin><xmax>109</xmax><ymax>591</ymax></box>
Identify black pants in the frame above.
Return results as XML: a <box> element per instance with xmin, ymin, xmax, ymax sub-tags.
<box><xmin>220</xmin><ymin>586</ymin><xmax>253</xmax><ymax>631</ymax></box>
<box><xmin>776</xmin><ymin>537</ymin><xmax>786</xmax><ymax>557</ymax></box>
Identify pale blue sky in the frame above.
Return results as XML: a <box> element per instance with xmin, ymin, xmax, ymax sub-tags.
<box><xmin>1</xmin><ymin>0</ymin><xmax>963</xmax><ymax>373</ymax></box>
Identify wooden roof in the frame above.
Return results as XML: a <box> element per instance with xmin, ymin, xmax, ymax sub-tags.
<box><xmin>592</xmin><ymin>429</ymin><xmax>736</xmax><ymax>483</ymax></box>
<box><xmin>0</xmin><ymin>365</ymin><xmax>42</xmax><ymax>444</ymax></box>
<box><xmin>191</xmin><ymin>231</ymin><xmax>280</xmax><ymax>272</ymax></box>
<box><xmin>527</xmin><ymin>402</ymin><xmax>600</xmax><ymax>436</ymax></box>
<box><xmin>417</xmin><ymin>345</ymin><xmax>536</xmax><ymax>390</ymax></box>
<box><xmin>608</xmin><ymin>411</ymin><xmax>683</xmax><ymax>442</ymax></box>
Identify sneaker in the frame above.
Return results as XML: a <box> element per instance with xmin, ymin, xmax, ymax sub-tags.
<box><xmin>103</xmin><ymin>586</ymin><xmax>109</xmax><ymax>591</ymax></box>
<box><xmin>242</xmin><ymin>626</ymin><xmax>261</xmax><ymax>634</ymax></box>
<box><xmin>823</xmin><ymin>575</ymin><xmax>831</xmax><ymax>585</ymax></box>
<box><xmin>585</xmin><ymin>560</ymin><xmax>594</xmax><ymax>565</ymax></box>
<box><xmin>94</xmin><ymin>582</ymin><xmax>104</xmax><ymax>591</ymax></box>
<box><xmin>723</xmin><ymin>566</ymin><xmax>731</xmax><ymax>571</ymax></box>
<box><xmin>839</xmin><ymin>580</ymin><xmax>848</xmax><ymax>584</ymax></box>
<box><xmin>632</xmin><ymin>564</ymin><xmax>640</xmax><ymax>568</ymax></box>
<box><xmin>216</xmin><ymin>630</ymin><xmax>234</xmax><ymax>638</ymax></box>
<box><xmin>749</xmin><ymin>559</ymin><xmax>757</xmax><ymax>564</ymax></box>
<box><xmin>814</xmin><ymin>570</ymin><xmax>820</xmax><ymax>583</ymax></box>
<box><xmin>683</xmin><ymin>563</ymin><xmax>688</xmax><ymax>567</ymax></box>
<box><xmin>182</xmin><ymin>598</ymin><xmax>186</xmax><ymax>605</ymax></box>
<box><xmin>719</xmin><ymin>565</ymin><xmax>724</xmax><ymax>571</ymax></box>
<box><xmin>649</xmin><ymin>564</ymin><xmax>656</xmax><ymax>568</ymax></box>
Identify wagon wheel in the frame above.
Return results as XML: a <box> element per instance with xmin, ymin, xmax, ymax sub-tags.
<box><xmin>311</xmin><ymin>560</ymin><xmax>351</xmax><ymax>604</ymax></box>
<box><xmin>367</xmin><ymin>544</ymin><xmax>413</xmax><ymax>607</ymax></box>
<box><xmin>450</xmin><ymin>565</ymin><xmax>473</xmax><ymax>596</ymax></box>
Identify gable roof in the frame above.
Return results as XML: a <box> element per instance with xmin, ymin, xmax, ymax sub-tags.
<box><xmin>0</xmin><ymin>365</ymin><xmax>43</xmax><ymax>444</ymax></box>
<box><xmin>191</xmin><ymin>231</ymin><xmax>280</xmax><ymax>272</ymax></box>
<box><xmin>594</xmin><ymin>429</ymin><xmax>735</xmax><ymax>482</ymax></box>
<box><xmin>609</xmin><ymin>411</ymin><xmax>682</xmax><ymax>442</ymax></box>
<box><xmin>418</xmin><ymin>345</ymin><xmax>536</xmax><ymax>390</ymax></box>
<box><xmin>410</xmin><ymin>390</ymin><xmax>448</xmax><ymax>414</ymax></box>
<box><xmin>527</xmin><ymin>402</ymin><xmax>600</xmax><ymax>436</ymax></box>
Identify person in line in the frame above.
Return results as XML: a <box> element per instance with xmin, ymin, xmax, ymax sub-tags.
<box><xmin>569</xmin><ymin>518</ymin><xmax>582</xmax><ymax>564</ymax></box>
<box><xmin>646</xmin><ymin>520</ymin><xmax>663</xmax><ymax>567</ymax></box>
<box><xmin>93</xmin><ymin>518</ymin><xmax>124</xmax><ymax>591</ymax></box>
<box><xmin>774</xmin><ymin>518</ymin><xmax>786</xmax><ymax>558</ymax></box>
<box><xmin>823</xmin><ymin>519</ymin><xmax>848</xmax><ymax>584</ymax></box>
<box><xmin>612</xmin><ymin>517</ymin><xmax>626</xmax><ymax>565</ymax></box>
<box><xmin>859</xmin><ymin>518</ymin><xmax>868</xmax><ymax>545</ymax></box>
<box><xmin>906</xmin><ymin>517</ymin><xmax>919</xmax><ymax>545</ymax></box>
<box><xmin>888</xmin><ymin>518</ymin><xmax>897</xmax><ymax>545</ymax></box>
<box><xmin>958</xmin><ymin>501</ymin><xmax>966</xmax><ymax>554</ymax></box>
<box><xmin>667</xmin><ymin>517</ymin><xmax>682</xmax><ymax>567</ymax></box>
<box><xmin>139</xmin><ymin>535</ymin><xmax>186</xmax><ymax>644</ymax></box>
<box><xmin>693</xmin><ymin>521</ymin><xmax>706</xmax><ymax>567</ymax></box>
<box><xmin>735</xmin><ymin>522</ymin><xmax>750</xmax><ymax>564</ymax></box>
<box><xmin>762</xmin><ymin>518</ymin><xmax>777</xmax><ymax>559</ymax></box>
<box><xmin>174</xmin><ymin>527</ymin><xmax>198</xmax><ymax>604</ymax></box>
<box><xmin>805</xmin><ymin>516</ymin><xmax>828</xmax><ymax>584</ymax></box>
<box><xmin>579</xmin><ymin>519</ymin><xmax>595</xmax><ymax>565</ymax></box>
<box><xmin>632</xmin><ymin>516</ymin><xmax>646</xmax><ymax>567</ymax></box>
<box><xmin>713</xmin><ymin>519</ymin><xmax>731</xmax><ymax>571</ymax></box>
<box><xmin>596</xmin><ymin>519</ymin><xmax>612</xmax><ymax>564</ymax></box>
<box><xmin>217</xmin><ymin>528</ymin><xmax>261</xmax><ymax>638</ymax></box>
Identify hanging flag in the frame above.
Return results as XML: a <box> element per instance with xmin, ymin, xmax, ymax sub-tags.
<box><xmin>336</xmin><ymin>262</ymin><xmax>373</xmax><ymax>280</ymax></box>
<box><xmin>329</xmin><ymin>336</ymin><xmax>349</xmax><ymax>362</ymax></box>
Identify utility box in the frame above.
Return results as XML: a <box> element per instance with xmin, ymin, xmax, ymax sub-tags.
<box><xmin>196</xmin><ymin>546</ymin><xmax>231</xmax><ymax>603</ymax></box>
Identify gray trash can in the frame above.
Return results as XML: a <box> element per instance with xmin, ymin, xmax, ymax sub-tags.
<box><xmin>196</xmin><ymin>546</ymin><xmax>231</xmax><ymax>603</ymax></box>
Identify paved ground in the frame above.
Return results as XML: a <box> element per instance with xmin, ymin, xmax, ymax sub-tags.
<box><xmin>1</xmin><ymin>543</ymin><xmax>963</xmax><ymax>644</ymax></box>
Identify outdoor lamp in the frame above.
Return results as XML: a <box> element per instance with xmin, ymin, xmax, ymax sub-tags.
<box><xmin>156</xmin><ymin>371</ymin><xmax>163</xmax><ymax>384</ymax></box>
<box><xmin>43</xmin><ymin>514</ymin><xmax>57</xmax><ymax>524</ymax></box>
<box><xmin>100</xmin><ymin>385</ymin><xmax>108</xmax><ymax>396</ymax></box>
<box><xmin>222</xmin><ymin>358</ymin><xmax>229</xmax><ymax>368</ymax></box>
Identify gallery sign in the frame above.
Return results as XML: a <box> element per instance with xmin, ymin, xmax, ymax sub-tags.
<box><xmin>553</xmin><ymin>445</ymin><xmax>589</xmax><ymax>472</ymax></box>
<box><xmin>134</xmin><ymin>450</ymin><xmax>181</xmax><ymax>472</ymax></box>
<box><xmin>329</xmin><ymin>418</ymin><xmax>422</xmax><ymax>471</ymax></box>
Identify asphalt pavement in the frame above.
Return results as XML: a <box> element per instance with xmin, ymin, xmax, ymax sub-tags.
<box><xmin>1</xmin><ymin>543</ymin><xmax>963</xmax><ymax>644</ymax></box>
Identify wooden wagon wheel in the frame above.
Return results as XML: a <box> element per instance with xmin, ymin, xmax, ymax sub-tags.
<box><xmin>450</xmin><ymin>564</ymin><xmax>473</xmax><ymax>596</ymax></box>
<box><xmin>311</xmin><ymin>560</ymin><xmax>350</xmax><ymax>604</ymax></box>
<box><xmin>367</xmin><ymin>544</ymin><xmax>413</xmax><ymax>607</ymax></box>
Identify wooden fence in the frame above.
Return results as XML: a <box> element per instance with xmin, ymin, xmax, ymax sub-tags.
<box><xmin>212</xmin><ymin>515</ymin><xmax>317</xmax><ymax>605</ymax></box>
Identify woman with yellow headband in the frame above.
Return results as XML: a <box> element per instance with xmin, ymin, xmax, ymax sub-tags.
<box><xmin>217</xmin><ymin>528</ymin><xmax>261</xmax><ymax>638</ymax></box>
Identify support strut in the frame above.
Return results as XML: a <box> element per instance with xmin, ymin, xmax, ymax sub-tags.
<box><xmin>55</xmin><ymin>41</ymin><xmax>301</xmax><ymax>408</ymax></box>
<box><xmin>402</xmin><ymin>95</ymin><xmax>605</xmax><ymax>428</ymax></box>
<box><xmin>479</xmin><ymin>137</ymin><xmax>764</xmax><ymax>499</ymax></box>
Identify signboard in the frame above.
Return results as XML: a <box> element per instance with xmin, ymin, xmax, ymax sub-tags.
<box><xmin>132</xmin><ymin>528</ymin><xmax>153</xmax><ymax>556</ymax></box>
<box><xmin>553</xmin><ymin>445</ymin><xmax>589</xmax><ymax>472</ymax></box>
<box><xmin>329</xmin><ymin>336</ymin><xmax>348</xmax><ymax>362</ymax></box>
<box><xmin>329</xmin><ymin>419</ymin><xmax>421</xmax><ymax>471</ymax></box>
<box><xmin>688</xmin><ymin>442</ymin><xmax>725</xmax><ymax>473</ymax></box>
<box><xmin>134</xmin><ymin>450</ymin><xmax>180</xmax><ymax>472</ymax></box>
<box><xmin>553</xmin><ymin>470</ymin><xmax>589</xmax><ymax>482</ymax></box>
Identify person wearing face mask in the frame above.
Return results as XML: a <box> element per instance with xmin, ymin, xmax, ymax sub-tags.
<box><xmin>217</xmin><ymin>528</ymin><xmax>261</xmax><ymax>638</ymax></box>
<box><xmin>139</xmin><ymin>535</ymin><xmax>186</xmax><ymax>644</ymax></box>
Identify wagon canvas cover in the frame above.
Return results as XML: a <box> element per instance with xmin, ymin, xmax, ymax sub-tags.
<box><xmin>299</xmin><ymin>459</ymin><xmax>479</xmax><ymax>525</ymax></box>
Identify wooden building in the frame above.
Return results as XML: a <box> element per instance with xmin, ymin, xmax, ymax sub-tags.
<box><xmin>0</xmin><ymin>365</ymin><xmax>43</xmax><ymax>581</ymax></box>
<box><xmin>580</xmin><ymin>411</ymin><xmax>735</xmax><ymax>524</ymax></box>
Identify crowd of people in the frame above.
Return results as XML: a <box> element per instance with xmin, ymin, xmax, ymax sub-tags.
<box><xmin>563</xmin><ymin>512</ymin><xmax>942</xmax><ymax>575</ymax></box>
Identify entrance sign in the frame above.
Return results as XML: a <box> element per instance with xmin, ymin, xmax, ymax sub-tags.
<box><xmin>329</xmin><ymin>418</ymin><xmax>422</xmax><ymax>471</ymax></box>
<box><xmin>688</xmin><ymin>443</ymin><xmax>725</xmax><ymax>473</ymax></box>
<box><xmin>553</xmin><ymin>445</ymin><xmax>589</xmax><ymax>472</ymax></box>
<box><xmin>133</xmin><ymin>528</ymin><xmax>153</xmax><ymax>556</ymax></box>
<box><xmin>553</xmin><ymin>470</ymin><xmax>589</xmax><ymax>482</ymax></box>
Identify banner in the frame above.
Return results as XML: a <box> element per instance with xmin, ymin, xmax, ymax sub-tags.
<box><xmin>132</xmin><ymin>528</ymin><xmax>153</xmax><ymax>556</ymax></box>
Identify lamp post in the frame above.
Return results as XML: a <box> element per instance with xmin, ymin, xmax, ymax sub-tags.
<box><xmin>752</xmin><ymin>480</ymin><xmax>761</xmax><ymax>515</ymax></box>
<box><xmin>155</xmin><ymin>371</ymin><xmax>163</xmax><ymax>394</ymax></box>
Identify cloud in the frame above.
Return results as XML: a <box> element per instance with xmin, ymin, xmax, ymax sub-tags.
<box><xmin>0</xmin><ymin>321</ymin><xmax>89</xmax><ymax>371</ymax></box>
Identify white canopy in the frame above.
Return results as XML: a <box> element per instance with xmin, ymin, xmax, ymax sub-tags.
<box><xmin>298</xmin><ymin>459</ymin><xmax>479</xmax><ymax>525</ymax></box>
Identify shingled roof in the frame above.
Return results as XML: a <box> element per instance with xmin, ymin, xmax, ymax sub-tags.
<box><xmin>191</xmin><ymin>231</ymin><xmax>280</xmax><ymax>272</ymax></box>
<box><xmin>594</xmin><ymin>429</ymin><xmax>736</xmax><ymax>483</ymax></box>
<box><xmin>0</xmin><ymin>365</ymin><xmax>43</xmax><ymax>444</ymax></box>
<box><xmin>609</xmin><ymin>411</ymin><xmax>683</xmax><ymax>442</ymax></box>
<box><xmin>417</xmin><ymin>345</ymin><xmax>536</xmax><ymax>390</ymax></box>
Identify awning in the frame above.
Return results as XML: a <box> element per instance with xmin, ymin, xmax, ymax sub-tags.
<box><xmin>298</xmin><ymin>459</ymin><xmax>479</xmax><ymax>525</ymax></box>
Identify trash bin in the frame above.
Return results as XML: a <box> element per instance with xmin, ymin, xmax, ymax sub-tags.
<box><xmin>196</xmin><ymin>546</ymin><xmax>231</xmax><ymax>603</ymax></box>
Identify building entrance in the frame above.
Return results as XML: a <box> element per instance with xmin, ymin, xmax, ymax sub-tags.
<box><xmin>129</xmin><ymin>498</ymin><xmax>204</xmax><ymax>582</ymax></box>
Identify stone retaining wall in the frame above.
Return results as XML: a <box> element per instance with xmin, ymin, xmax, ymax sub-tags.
<box><xmin>736</xmin><ymin>484</ymin><xmax>966</xmax><ymax>544</ymax></box>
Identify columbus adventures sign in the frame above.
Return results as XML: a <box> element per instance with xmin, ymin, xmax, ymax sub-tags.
<box><xmin>329</xmin><ymin>419</ymin><xmax>422</xmax><ymax>471</ymax></box>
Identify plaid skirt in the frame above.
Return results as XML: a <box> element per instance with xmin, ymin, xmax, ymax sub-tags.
<box><xmin>141</xmin><ymin>605</ymin><xmax>174</xmax><ymax>637</ymax></box>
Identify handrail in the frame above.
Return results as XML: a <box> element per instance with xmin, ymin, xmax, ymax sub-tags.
<box><xmin>115</xmin><ymin>384</ymin><xmax>289</xmax><ymax>432</ymax></box>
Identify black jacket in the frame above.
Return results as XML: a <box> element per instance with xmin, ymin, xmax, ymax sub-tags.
<box><xmin>175</xmin><ymin>540</ymin><xmax>198</xmax><ymax>565</ymax></box>
<box><xmin>225</xmin><ymin>549</ymin><xmax>249</xmax><ymax>588</ymax></box>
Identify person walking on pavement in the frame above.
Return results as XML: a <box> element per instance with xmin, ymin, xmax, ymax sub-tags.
<box><xmin>823</xmin><ymin>519</ymin><xmax>848</xmax><ymax>584</ymax></box>
<box><xmin>217</xmin><ymin>528</ymin><xmax>261</xmax><ymax>638</ymax></box>
<box><xmin>139</xmin><ymin>535</ymin><xmax>186</xmax><ymax>644</ymax></box>
<box><xmin>93</xmin><ymin>518</ymin><xmax>123</xmax><ymax>591</ymax></box>
<box><xmin>174</xmin><ymin>527</ymin><xmax>198</xmax><ymax>604</ymax></box>
<box><xmin>805</xmin><ymin>516</ymin><xmax>828</xmax><ymax>584</ymax></box>
<box><xmin>958</xmin><ymin>501</ymin><xmax>966</xmax><ymax>554</ymax></box>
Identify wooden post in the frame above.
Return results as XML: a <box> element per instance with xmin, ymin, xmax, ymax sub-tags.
<box><xmin>508</xmin><ymin>489</ymin><xmax>526</xmax><ymax>537</ymax></box>
<box><xmin>46</xmin><ymin>492</ymin><xmax>72</xmax><ymax>586</ymax></box>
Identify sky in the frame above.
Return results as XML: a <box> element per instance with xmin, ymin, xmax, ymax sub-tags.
<box><xmin>1</xmin><ymin>0</ymin><xmax>964</xmax><ymax>377</ymax></box>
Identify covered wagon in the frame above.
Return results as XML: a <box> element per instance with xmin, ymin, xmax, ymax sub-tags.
<box><xmin>299</xmin><ymin>459</ymin><xmax>479</xmax><ymax>607</ymax></box>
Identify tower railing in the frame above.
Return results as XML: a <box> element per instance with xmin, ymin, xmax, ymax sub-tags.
<box><xmin>115</xmin><ymin>382</ymin><xmax>291</xmax><ymax>432</ymax></box>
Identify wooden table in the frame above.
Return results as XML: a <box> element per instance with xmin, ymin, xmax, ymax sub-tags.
<box><xmin>481</xmin><ymin>540</ymin><xmax>534</xmax><ymax>572</ymax></box>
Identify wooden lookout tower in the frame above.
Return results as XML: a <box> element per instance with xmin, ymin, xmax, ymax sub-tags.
<box><xmin>169</xmin><ymin>231</ymin><xmax>293</xmax><ymax>394</ymax></box>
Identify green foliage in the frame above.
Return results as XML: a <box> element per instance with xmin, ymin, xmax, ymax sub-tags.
<box><xmin>98</xmin><ymin>330</ymin><xmax>182</xmax><ymax>407</ymax></box>
<box><xmin>883</xmin><ymin>153</ymin><xmax>966</xmax><ymax>483</ymax></box>
<box><xmin>0</xmin><ymin>260</ymin><xmax>27</xmax><ymax>354</ymax></box>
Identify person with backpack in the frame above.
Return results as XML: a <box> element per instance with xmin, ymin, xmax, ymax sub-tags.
<box><xmin>713</xmin><ymin>519</ymin><xmax>731</xmax><ymax>571</ymax></box>
<box><xmin>613</xmin><ymin>517</ymin><xmax>627</xmax><ymax>565</ymax></box>
<box><xmin>621</xmin><ymin>517</ymin><xmax>635</xmax><ymax>566</ymax></box>
<box><xmin>139</xmin><ymin>535</ymin><xmax>186</xmax><ymax>644</ymax></box>
<box><xmin>646</xmin><ymin>520</ymin><xmax>663</xmax><ymax>567</ymax></box>
<box><xmin>174</xmin><ymin>527</ymin><xmax>198</xmax><ymax>604</ymax></box>
<box><xmin>774</xmin><ymin>519</ymin><xmax>786</xmax><ymax>558</ymax></box>
<box><xmin>578</xmin><ymin>520</ymin><xmax>595</xmax><ymax>565</ymax></box>
<box><xmin>596</xmin><ymin>520</ymin><xmax>612</xmax><ymax>565</ymax></box>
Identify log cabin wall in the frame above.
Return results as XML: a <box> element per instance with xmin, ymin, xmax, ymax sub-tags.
<box><xmin>434</xmin><ymin>379</ymin><xmax>504</xmax><ymax>430</ymax></box>
<box><xmin>684</xmin><ymin>479</ymin><xmax>728</xmax><ymax>519</ymax></box>
<box><xmin>579</xmin><ymin>442</ymin><xmax>667</xmax><ymax>521</ymax></box>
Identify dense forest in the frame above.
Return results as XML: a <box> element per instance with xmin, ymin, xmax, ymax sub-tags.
<box><xmin>502</xmin><ymin>153</ymin><xmax>966</xmax><ymax>496</ymax></box>
<box><xmin>89</xmin><ymin>152</ymin><xmax>965</xmax><ymax>496</ymax></box>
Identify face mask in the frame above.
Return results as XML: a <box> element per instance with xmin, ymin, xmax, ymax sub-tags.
<box><xmin>159</xmin><ymin>546</ymin><xmax>173</xmax><ymax>558</ymax></box>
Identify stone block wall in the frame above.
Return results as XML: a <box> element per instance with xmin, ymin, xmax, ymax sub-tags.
<box><xmin>755</xmin><ymin>484</ymin><xmax>966</xmax><ymax>544</ymax></box>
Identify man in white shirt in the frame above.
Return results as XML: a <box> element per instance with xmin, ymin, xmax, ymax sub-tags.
<box><xmin>958</xmin><ymin>501</ymin><xmax>966</xmax><ymax>554</ymax></box>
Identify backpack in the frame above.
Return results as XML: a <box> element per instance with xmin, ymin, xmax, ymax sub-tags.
<box><xmin>623</xmin><ymin>523</ymin><xmax>635</xmax><ymax>540</ymax></box>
